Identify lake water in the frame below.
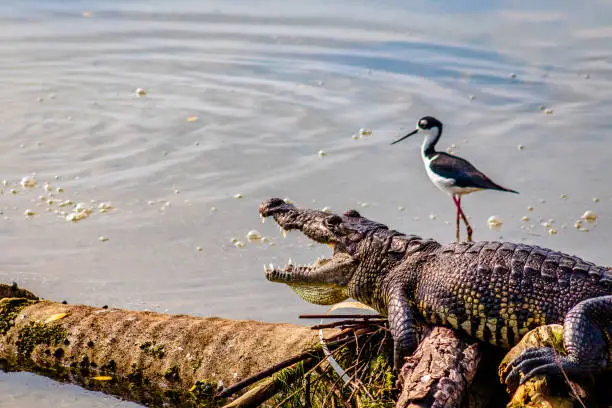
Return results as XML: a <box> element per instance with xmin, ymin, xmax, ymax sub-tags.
<box><xmin>1</xmin><ymin>0</ymin><xmax>612</xmax><ymax>406</ymax></box>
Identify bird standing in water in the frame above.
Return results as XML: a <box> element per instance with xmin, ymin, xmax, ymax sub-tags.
<box><xmin>391</xmin><ymin>116</ymin><xmax>518</xmax><ymax>242</ymax></box>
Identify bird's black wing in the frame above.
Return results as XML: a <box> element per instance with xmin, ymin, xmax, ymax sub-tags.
<box><xmin>430</xmin><ymin>152</ymin><xmax>518</xmax><ymax>193</ymax></box>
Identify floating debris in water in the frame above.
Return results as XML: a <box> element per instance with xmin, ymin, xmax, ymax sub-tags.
<box><xmin>593</xmin><ymin>197</ymin><xmax>600</xmax><ymax>203</ymax></box>
<box><xmin>539</xmin><ymin>199</ymin><xmax>546</xmax><ymax>204</ymax></box>
<box><xmin>487</xmin><ymin>216</ymin><xmax>503</xmax><ymax>230</ymax></box>
<box><xmin>23</xmin><ymin>209</ymin><xmax>35</xmax><ymax>217</ymax></box>
<box><xmin>82</xmin><ymin>11</ymin><xmax>93</xmax><ymax>17</ymax></box>
<box><xmin>548</xmin><ymin>228</ymin><xmax>558</xmax><ymax>236</ymax></box>
<box><xmin>135</xmin><ymin>88</ymin><xmax>147</xmax><ymax>96</ymax></box>
<box><xmin>359</xmin><ymin>128</ymin><xmax>372</xmax><ymax>136</ymax></box>
<box><xmin>321</xmin><ymin>206</ymin><xmax>332</xmax><ymax>213</ymax></box>
<box><xmin>66</xmin><ymin>212</ymin><xmax>88</xmax><ymax>222</ymax></box>
<box><xmin>351</xmin><ymin>134</ymin><xmax>359</xmax><ymax>140</ymax></box>
<box><xmin>428</xmin><ymin>213</ymin><xmax>437</xmax><ymax>220</ymax></box>
<box><xmin>510</xmin><ymin>73</ymin><xmax>517</xmax><ymax>79</ymax></box>
<box><xmin>560</xmin><ymin>194</ymin><xmax>567</xmax><ymax>199</ymax></box>
<box><xmin>1</xmin><ymin>180</ymin><xmax>7</xmax><ymax>187</ymax></box>
<box><xmin>43</xmin><ymin>183</ymin><xmax>52</xmax><ymax>192</ymax></box>
<box><xmin>517</xmin><ymin>144</ymin><xmax>525</xmax><ymax>151</ymax></box>
<box><xmin>233</xmin><ymin>241</ymin><xmax>245</xmax><ymax>248</ymax></box>
<box><xmin>543</xmin><ymin>108</ymin><xmax>553</xmax><ymax>115</ymax></box>
<box><xmin>574</xmin><ymin>220</ymin><xmax>582</xmax><ymax>229</ymax></box>
<box><xmin>584</xmin><ymin>74</ymin><xmax>590</xmax><ymax>79</ymax></box>
<box><xmin>398</xmin><ymin>206</ymin><xmax>405</xmax><ymax>211</ymax></box>
<box><xmin>186</xmin><ymin>116</ymin><xmax>199</xmax><ymax>122</ymax></box>
<box><xmin>195</xmin><ymin>246</ymin><xmax>203</xmax><ymax>252</ymax></box>
<box><xmin>527</xmin><ymin>206</ymin><xmax>534</xmax><ymax>212</ymax></box>
<box><xmin>99</xmin><ymin>236</ymin><xmax>109</xmax><ymax>242</ymax></box>
<box><xmin>468</xmin><ymin>95</ymin><xmax>476</xmax><ymax>101</ymax></box>
<box><xmin>233</xmin><ymin>193</ymin><xmax>243</xmax><ymax>199</ymax></box>
<box><xmin>318</xmin><ymin>150</ymin><xmax>327</xmax><ymax>158</ymax></box>
<box><xmin>210</xmin><ymin>207</ymin><xmax>217</xmax><ymax>212</ymax></box>
<box><xmin>283</xmin><ymin>198</ymin><xmax>293</xmax><ymax>204</ymax></box>
<box><xmin>246</xmin><ymin>230</ymin><xmax>262</xmax><ymax>241</ymax></box>
<box><xmin>581</xmin><ymin>210</ymin><xmax>597</xmax><ymax>223</ymax></box>
<box><xmin>9</xmin><ymin>189</ymin><xmax>17</xmax><ymax>195</ymax></box>
<box><xmin>20</xmin><ymin>176</ymin><xmax>36</xmax><ymax>188</ymax></box>
<box><xmin>360</xmin><ymin>202</ymin><xmax>369</xmax><ymax>208</ymax></box>
<box><xmin>521</xmin><ymin>216</ymin><xmax>530</xmax><ymax>222</ymax></box>
<box><xmin>230</xmin><ymin>237</ymin><xmax>238</xmax><ymax>244</ymax></box>
<box><xmin>75</xmin><ymin>202</ymin><xmax>93</xmax><ymax>215</ymax></box>
<box><xmin>98</xmin><ymin>202</ymin><xmax>112</xmax><ymax>212</ymax></box>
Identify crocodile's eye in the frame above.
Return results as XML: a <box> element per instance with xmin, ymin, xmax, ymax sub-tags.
<box><xmin>343</xmin><ymin>209</ymin><xmax>361</xmax><ymax>218</ymax></box>
<box><xmin>325</xmin><ymin>215</ymin><xmax>342</xmax><ymax>226</ymax></box>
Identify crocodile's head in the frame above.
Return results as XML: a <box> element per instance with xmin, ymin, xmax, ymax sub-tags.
<box><xmin>259</xmin><ymin>198</ymin><xmax>401</xmax><ymax>305</ymax></box>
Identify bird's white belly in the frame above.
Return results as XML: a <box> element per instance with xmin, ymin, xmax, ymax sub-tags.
<box><xmin>424</xmin><ymin>162</ymin><xmax>481</xmax><ymax>195</ymax></box>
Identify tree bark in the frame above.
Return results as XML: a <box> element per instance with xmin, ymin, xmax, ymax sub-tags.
<box><xmin>395</xmin><ymin>327</ymin><xmax>482</xmax><ymax>408</ymax></box>
<box><xmin>0</xmin><ymin>284</ymin><xmax>333</xmax><ymax>407</ymax></box>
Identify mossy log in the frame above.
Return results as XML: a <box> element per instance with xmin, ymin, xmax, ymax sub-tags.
<box><xmin>0</xmin><ymin>283</ymin><xmax>609</xmax><ymax>407</ymax></box>
<box><xmin>0</xmin><ymin>283</ymin><xmax>334</xmax><ymax>407</ymax></box>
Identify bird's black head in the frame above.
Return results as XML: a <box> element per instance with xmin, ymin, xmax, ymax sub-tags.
<box><xmin>416</xmin><ymin>116</ymin><xmax>442</xmax><ymax>131</ymax></box>
<box><xmin>391</xmin><ymin>115</ymin><xmax>443</xmax><ymax>145</ymax></box>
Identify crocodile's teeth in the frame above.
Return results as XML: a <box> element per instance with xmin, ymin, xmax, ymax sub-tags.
<box><xmin>282</xmin><ymin>230</ymin><xmax>287</xmax><ymax>239</ymax></box>
<box><xmin>269</xmin><ymin>263</ymin><xmax>275</xmax><ymax>271</ymax></box>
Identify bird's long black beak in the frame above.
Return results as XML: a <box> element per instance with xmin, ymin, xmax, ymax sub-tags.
<box><xmin>390</xmin><ymin>129</ymin><xmax>419</xmax><ymax>145</ymax></box>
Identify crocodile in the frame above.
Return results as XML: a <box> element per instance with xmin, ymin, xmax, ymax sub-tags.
<box><xmin>259</xmin><ymin>197</ymin><xmax>612</xmax><ymax>389</ymax></box>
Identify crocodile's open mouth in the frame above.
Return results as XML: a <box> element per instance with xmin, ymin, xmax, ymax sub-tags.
<box><xmin>259</xmin><ymin>198</ymin><xmax>359</xmax><ymax>305</ymax></box>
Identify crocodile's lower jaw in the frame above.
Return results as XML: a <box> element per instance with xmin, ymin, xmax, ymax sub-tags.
<box><xmin>264</xmin><ymin>259</ymin><xmax>330</xmax><ymax>283</ymax></box>
<box><xmin>264</xmin><ymin>259</ymin><xmax>348</xmax><ymax>305</ymax></box>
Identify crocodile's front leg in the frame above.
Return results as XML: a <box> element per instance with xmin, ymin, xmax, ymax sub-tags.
<box><xmin>503</xmin><ymin>295</ymin><xmax>612</xmax><ymax>387</ymax></box>
<box><xmin>388</xmin><ymin>289</ymin><xmax>419</xmax><ymax>371</ymax></box>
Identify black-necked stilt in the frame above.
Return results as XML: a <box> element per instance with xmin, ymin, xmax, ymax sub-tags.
<box><xmin>391</xmin><ymin>116</ymin><xmax>518</xmax><ymax>242</ymax></box>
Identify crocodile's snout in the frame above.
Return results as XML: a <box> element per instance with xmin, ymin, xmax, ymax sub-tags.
<box><xmin>259</xmin><ymin>197</ymin><xmax>292</xmax><ymax>217</ymax></box>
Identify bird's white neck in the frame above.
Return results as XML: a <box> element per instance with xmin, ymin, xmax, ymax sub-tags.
<box><xmin>420</xmin><ymin>127</ymin><xmax>441</xmax><ymax>159</ymax></box>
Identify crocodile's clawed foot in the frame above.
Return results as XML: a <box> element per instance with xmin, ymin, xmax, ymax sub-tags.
<box><xmin>502</xmin><ymin>347</ymin><xmax>579</xmax><ymax>390</ymax></box>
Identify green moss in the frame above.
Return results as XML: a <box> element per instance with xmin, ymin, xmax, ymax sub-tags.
<box><xmin>0</xmin><ymin>298</ymin><xmax>35</xmax><ymax>335</ymax></box>
<box><xmin>139</xmin><ymin>341</ymin><xmax>165</xmax><ymax>359</ymax></box>
<box><xmin>190</xmin><ymin>379</ymin><xmax>218</xmax><ymax>406</ymax></box>
<box><xmin>16</xmin><ymin>321</ymin><xmax>67</xmax><ymax>358</ymax></box>
<box><xmin>189</xmin><ymin>358</ymin><xmax>202</xmax><ymax>372</ymax></box>
<box><xmin>164</xmin><ymin>389</ymin><xmax>181</xmax><ymax>403</ymax></box>
<box><xmin>163</xmin><ymin>364</ymin><xmax>180</xmax><ymax>381</ymax></box>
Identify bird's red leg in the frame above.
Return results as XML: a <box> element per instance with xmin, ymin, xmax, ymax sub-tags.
<box><xmin>452</xmin><ymin>195</ymin><xmax>460</xmax><ymax>241</ymax></box>
<box><xmin>456</xmin><ymin>195</ymin><xmax>473</xmax><ymax>242</ymax></box>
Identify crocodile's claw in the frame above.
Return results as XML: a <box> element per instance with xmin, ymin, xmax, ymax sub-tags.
<box><xmin>502</xmin><ymin>347</ymin><xmax>579</xmax><ymax>390</ymax></box>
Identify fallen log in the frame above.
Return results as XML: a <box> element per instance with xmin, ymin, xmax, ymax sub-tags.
<box><xmin>0</xmin><ymin>283</ymin><xmax>335</xmax><ymax>407</ymax></box>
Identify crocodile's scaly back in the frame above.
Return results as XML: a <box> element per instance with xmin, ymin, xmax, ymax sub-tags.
<box><xmin>414</xmin><ymin>241</ymin><xmax>612</xmax><ymax>348</ymax></box>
